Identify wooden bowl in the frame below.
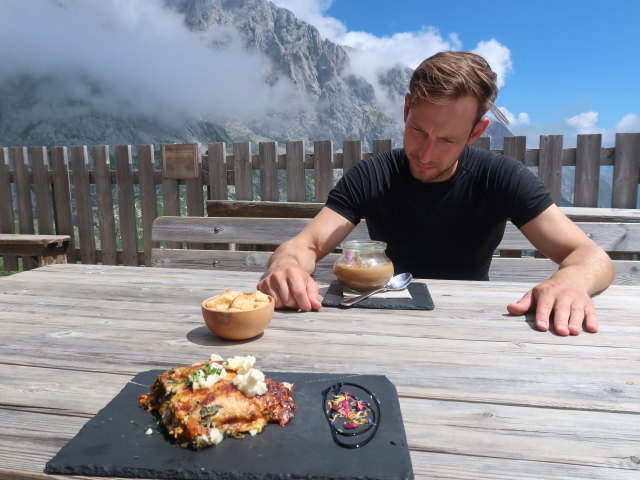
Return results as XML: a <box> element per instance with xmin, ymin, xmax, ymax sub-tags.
<box><xmin>201</xmin><ymin>295</ymin><xmax>275</xmax><ymax>340</ymax></box>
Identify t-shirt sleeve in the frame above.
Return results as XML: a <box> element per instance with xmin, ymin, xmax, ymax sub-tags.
<box><xmin>325</xmin><ymin>171</ymin><xmax>364</xmax><ymax>226</ymax></box>
<box><xmin>491</xmin><ymin>155</ymin><xmax>554</xmax><ymax>228</ymax></box>
<box><xmin>325</xmin><ymin>155</ymin><xmax>386</xmax><ymax>226</ymax></box>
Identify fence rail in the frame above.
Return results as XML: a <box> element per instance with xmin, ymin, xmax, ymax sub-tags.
<box><xmin>1</xmin><ymin>133</ymin><xmax>639</xmax><ymax>270</ymax></box>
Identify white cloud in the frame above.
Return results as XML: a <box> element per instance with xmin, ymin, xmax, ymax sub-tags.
<box><xmin>498</xmin><ymin>107</ymin><xmax>530</xmax><ymax>125</ymax></box>
<box><xmin>0</xmin><ymin>0</ymin><xmax>298</xmax><ymax>123</ymax></box>
<box><xmin>566</xmin><ymin>111</ymin><xmax>600</xmax><ymax>133</ymax></box>
<box><xmin>616</xmin><ymin>113</ymin><xmax>640</xmax><ymax>132</ymax></box>
<box><xmin>270</xmin><ymin>0</ymin><xmax>346</xmax><ymax>40</ymax></box>
<box><xmin>272</xmin><ymin>0</ymin><xmax>513</xmax><ymax>126</ymax></box>
<box><xmin>271</xmin><ymin>0</ymin><xmax>510</xmax><ymax>80</ymax></box>
<box><xmin>472</xmin><ymin>40</ymin><xmax>513</xmax><ymax>88</ymax></box>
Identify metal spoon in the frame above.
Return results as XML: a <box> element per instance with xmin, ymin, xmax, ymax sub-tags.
<box><xmin>339</xmin><ymin>273</ymin><xmax>413</xmax><ymax>307</ymax></box>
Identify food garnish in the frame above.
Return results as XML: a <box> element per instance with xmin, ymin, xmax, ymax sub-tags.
<box><xmin>322</xmin><ymin>382</ymin><xmax>380</xmax><ymax>449</ymax></box>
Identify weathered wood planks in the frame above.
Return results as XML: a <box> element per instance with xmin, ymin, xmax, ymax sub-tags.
<box><xmin>0</xmin><ymin>264</ymin><xmax>638</xmax><ymax>479</ymax></box>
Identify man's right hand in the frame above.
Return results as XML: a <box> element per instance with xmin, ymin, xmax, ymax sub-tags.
<box><xmin>257</xmin><ymin>265</ymin><xmax>322</xmax><ymax>311</ymax></box>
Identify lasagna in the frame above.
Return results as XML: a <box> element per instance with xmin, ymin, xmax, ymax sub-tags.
<box><xmin>139</xmin><ymin>354</ymin><xmax>296</xmax><ymax>449</ymax></box>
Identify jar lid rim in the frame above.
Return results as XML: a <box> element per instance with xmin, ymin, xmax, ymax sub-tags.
<box><xmin>339</xmin><ymin>240</ymin><xmax>387</xmax><ymax>250</ymax></box>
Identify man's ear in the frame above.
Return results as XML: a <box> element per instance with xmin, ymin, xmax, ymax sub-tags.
<box><xmin>467</xmin><ymin>117</ymin><xmax>490</xmax><ymax>145</ymax></box>
<box><xmin>403</xmin><ymin>94</ymin><xmax>411</xmax><ymax>122</ymax></box>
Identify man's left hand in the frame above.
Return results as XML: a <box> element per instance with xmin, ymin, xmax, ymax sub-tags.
<box><xmin>507</xmin><ymin>279</ymin><xmax>598</xmax><ymax>336</ymax></box>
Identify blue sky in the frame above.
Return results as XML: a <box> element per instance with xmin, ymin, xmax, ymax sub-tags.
<box><xmin>274</xmin><ymin>0</ymin><xmax>640</xmax><ymax>146</ymax></box>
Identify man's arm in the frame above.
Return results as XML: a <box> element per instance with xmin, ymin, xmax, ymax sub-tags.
<box><xmin>507</xmin><ymin>204</ymin><xmax>615</xmax><ymax>335</ymax></box>
<box><xmin>258</xmin><ymin>207</ymin><xmax>356</xmax><ymax>311</ymax></box>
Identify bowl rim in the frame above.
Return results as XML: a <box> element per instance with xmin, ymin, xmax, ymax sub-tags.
<box><xmin>201</xmin><ymin>293</ymin><xmax>275</xmax><ymax>313</ymax></box>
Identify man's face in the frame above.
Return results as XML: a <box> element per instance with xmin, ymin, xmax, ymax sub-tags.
<box><xmin>403</xmin><ymin>94</ymin><xmax>488</xmax><ymax>183</ymax></box>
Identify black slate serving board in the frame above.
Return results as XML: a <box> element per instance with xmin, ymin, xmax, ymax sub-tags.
<box><xmin>45</xmin><ymin>371</ymin><xmax>413</xmax><ymax>480</ymax></box>
<box><xmin>322</xmin><ymin>281</ymin><xmax>435</xmax><ymax>310</ymax></box>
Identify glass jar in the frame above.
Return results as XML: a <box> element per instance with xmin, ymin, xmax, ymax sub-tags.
<box><xmin>333</xmin><ymin>240</ymin><xmax>394</xmax><ymax>292</ymax></box>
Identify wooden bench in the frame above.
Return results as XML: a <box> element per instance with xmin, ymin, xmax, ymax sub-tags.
<box><xmin>152</xmin><ymin>202</ymin><xmax>640</xmax><ymax>285</ymax></box>
<box><xmin>0</xmin><ymin>234</ymin><xmax>71</xmax><ymax>269</ymax></box>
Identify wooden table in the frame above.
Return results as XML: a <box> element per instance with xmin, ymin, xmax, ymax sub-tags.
<box><xmin>1</xmin><ymin>264</ymin><xmax>639</xmax><ymax>479</ymax></box>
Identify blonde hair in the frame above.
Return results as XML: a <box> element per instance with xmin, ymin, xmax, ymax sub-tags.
<box><xmin>409</xmin><ymin>51</ymin><xmax>509</xmax><ymax>125</ymax></box>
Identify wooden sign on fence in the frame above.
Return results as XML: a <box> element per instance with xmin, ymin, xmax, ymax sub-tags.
<box><xmin>161</xmin><ymin>143</ymin><xmax>199</xmax><ymax>179</ymax></box>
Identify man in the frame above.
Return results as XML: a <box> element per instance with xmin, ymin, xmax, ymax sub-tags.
<box><xmin>258</xmin><ymin>51</ymin><xmax>614</xmax><ymax>336</ymax></box>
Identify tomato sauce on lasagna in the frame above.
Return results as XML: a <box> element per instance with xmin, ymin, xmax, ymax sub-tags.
<box><xmin>139</xmin><ymin>355</ymin><xmax>296</xmax><ymax>449</ymax></box>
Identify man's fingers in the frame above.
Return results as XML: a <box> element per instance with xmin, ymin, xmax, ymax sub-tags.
<box><xmin>566</xmin><ymin>304</ymin><xmax>585</xmax><ymax>335</ymax></box>
<box><xmin>532</xmin><ymin>292</ymin><xmax>556</xmax><ymax>332</ymax></box>
<box><xmin>546</xmin><ymin>300</ymin><xmax>570</xmax><ymax>336</ymax></box>
<box><xmin>258</xmin><ymin>269</ymin><xmax>320</xmax><ymax>312</ymax></box>
<box><xmin>506</xmin><ymin>290</ymin><xmax>533</xmax><ymax>316</ymax></box>
<box><xmin>289</xmin><ymin>281</ymin><xmax>313</xmax><ymax>311</ymax></box>
<box><xmin>584</xmin><ymin>305</ymin><xmax>599</xmax><ymax>333</ymax></box>
<box><xmin>307</xmin><ymin>281</ymin><xmax>322</xmax><ymax>310</ymax></box>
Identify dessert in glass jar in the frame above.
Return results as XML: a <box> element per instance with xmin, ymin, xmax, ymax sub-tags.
<box><xmin>333</xmin><ymin>240</ymin><xmax>394</xmax><ymax>292</ymax></box>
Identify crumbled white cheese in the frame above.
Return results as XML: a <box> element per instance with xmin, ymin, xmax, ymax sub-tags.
<box><xmin>224</xmin><ymin>355</ymin><xmax>256</xmax><ymax>374</ymax></box>
<box><xmin>198</xmin><ymin>428</ymin><xmax>224</xmax><ymax>446</ymax></box>
<box><xmin>232</xmin><ymin>368</ymin><xmax>267</xmax><ymax>397</ymax></box>
<box><xmin>145</xmin><ymin>428</ymin><xmax>153</xmax><ymax>435</ymax></box>
<box><xmin>280</xmin><ymin>382</ymin><xmax>293</xmax><ymax>391</ymax></box>
<box><xmin>189</xmin><ymin>364</ymin><xmax>227</xmax><ymax>391</ymax></box>
<box><xmin>209</xmin><ymin>353</ymin><xmax>224</xmax><ymax>362</ymax></box>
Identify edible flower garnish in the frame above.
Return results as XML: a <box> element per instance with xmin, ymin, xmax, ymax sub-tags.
<box><xmin>322</xmin><ymin>382</ymin><xmax>380</xmax><ymax>449</ymax></box>
<box><xmin>327</xmin><ymin>392</ymin><xmax>374</xmax><ymax>429</ymax></box>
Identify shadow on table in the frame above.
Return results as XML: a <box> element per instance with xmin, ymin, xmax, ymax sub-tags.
<box><xmin>186</xmin><ymin>325</ymin><xmax>265</xmax><ymax>346</ymax></box>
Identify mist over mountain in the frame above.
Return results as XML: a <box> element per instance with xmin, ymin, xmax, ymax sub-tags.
<box><xmin>0</xmin><ymin>0</ymin><xmax>510</xmax><ymax>151</ymax></box>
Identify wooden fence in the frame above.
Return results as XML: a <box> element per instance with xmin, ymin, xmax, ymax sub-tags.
<box><xmin>1</xmin><ymin>133</ymin><xmax>639</xmax><ymax>271</ymax></box>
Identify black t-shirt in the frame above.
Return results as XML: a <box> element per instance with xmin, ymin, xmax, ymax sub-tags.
<box><xmin>325</xmin><ymin>146</ymin><xmax>554</xmax><ymax>280</ymax></box>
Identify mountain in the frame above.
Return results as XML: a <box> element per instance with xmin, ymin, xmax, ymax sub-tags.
<box><xmin>0</xmin><ymin>0</ymin><xmax>510</xmax><ymax>150</ymax></box>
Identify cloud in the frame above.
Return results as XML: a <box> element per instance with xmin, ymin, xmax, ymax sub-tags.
<box><xmin>472</xmin><ymin>40</ymin><xmax>512</xmax><ymax>88</ymax></box>
<box><xmin>498</xmin><ymin>107</ymin><xmax>530</xmax><ymax>126</ymax></box>
<box><xmin>271</xmin><ymin>0</ymin><xmax>513</xmax><ymax>124</ymax></box>
<box><xmin>270</xmin><ymin>0</ymin><xmax>346</xmax><ymax>40</ymax></box>
<box><xmin>566</xmin><ymin>111</ymin><xmax>600</xmax><ymax>133</ymax></box>
<box><xmin>0</xmin><ymin>0</ymin><xmax>297</xmax><ymax>124</ymax></box>
<box><xmin>496</xmin><ymin>109</ymin><xmax>632</xmax><ymax>148</ymax></box>
<box><xmin>616</xmin><ymin>113</ymin><xmax>640</xmax><ymax>132</ymax></box>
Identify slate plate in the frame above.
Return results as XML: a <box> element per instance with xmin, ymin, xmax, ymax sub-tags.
<box><xmin>322</xmin><ymin>281</ymin><xmax>435</xmax><ymax>310</ymax></box>
<box><xmin>45</xmin><ymin>371</ymin><xmax>413</xmax><ymax>480</ymax></box>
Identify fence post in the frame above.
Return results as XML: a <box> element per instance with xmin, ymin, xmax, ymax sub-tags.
<box><xmin>12</xmin><ymin>147</ymin><xmax>35</xmax><ymax>239</ymax></box>
<box><xmin>137</xmin><ymin>144</ymin><xmax>158</xmax><ymax>266</ymax></box>
<box><xmin>259</xmin><ymin>141</ymin><xmax>279</xmax><ymax>201</ymax></box>
<box><xmin>31</xmin><ymin>147</ymin><xmax>55</xmax><ymax>235</ymax></box>
<box><xmin>503</xmin><ymin>136</ymin><xmax>526</xmax><ymax>163</ymax></box>
<box><xmin>612</xmin><ymin>133</ymin><xmax>640</xmax><ymax>208</ymax></box>
<box><xmin>115</xmin><ymin>145</ymin><xmax>139</xmax><ymax>266</ymax></box>
<box><xmin>342</xmin><ymin>140</ymin><xmax>362</xmax><ymax>174</ymax></box>
<box><xmin>373</xmin><ymin>139</ymin><xmax>392</xmax><ymax>156</ymax></box>
<box><xmin>93</xmin><ymin>146</ymin><xmax>117</xmax><ymax>265</ymax></box>
<box><xmin>51</xmin><ymin>147</ymin><xmax>76</xmax><ymax>263</ymax></box>
<box><xmin>71</xmin><ymin>146</ymin><xmax>97</xmax><ymax>264</ymax></box>
<box><xmin>0</xmin><ymin>147</ymin><xmax>18</xmax><ymax>270</ymax></box>
<box><xmin>233</xmin><ymin>142</ymin><xmax>253</xmax><ymax>200</ymax></box>
<box><xmin>538</xmin><ymin>135</ymin><xmax>564</xmax><ymax>204</ymax></box>
<box><xmin>314</xmin><ymin>140</ymin><xmax>333</xmax><ymax>202</ymax></box>
<box><xmin>208</xmin><ymin>142</ymin><xmax>228</xmax><ymax>200</ymax></box>
<box><xmin>574</xmin><ymin>134</ymin><xmax>601</xmax><ymax>207</ymax></box>
<box><xmin>286</xmin><ymin>140</ymin><xmax>305</xmax><ymax>202</ymax></box>
<box><xmin>473</xmin><ymin>136</ymin><xmax>491</xmax><ymax>151</ymax></box>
